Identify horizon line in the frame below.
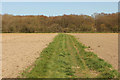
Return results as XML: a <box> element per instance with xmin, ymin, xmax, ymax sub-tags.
<box><xmin>1</xmin><ymin>12</ymin><xmax>118</xmax><ymax>17</ymax></box>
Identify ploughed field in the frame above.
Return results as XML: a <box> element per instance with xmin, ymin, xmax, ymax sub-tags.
<box><xmin>2</xmin><ymin>33</ymin><xmax>119</xmax><ymax>78</ymax></box>
<box><xmin>70</xmin><ymin>33</ymin><xmax>118</xmax><ymax>70</ymax></box>
<box><xmin>21</xmin><ymin>34</ymin><xmax>118</xmax><ymax>78</ymax></box>
<box><xmin>2</xmin><ymin>33</ymin><xmax>57</xmax><ymax>78</ymax></box>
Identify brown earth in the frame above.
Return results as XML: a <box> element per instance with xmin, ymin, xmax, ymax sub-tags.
<box><xmin>70</xmin><ymin>33</ymin><xmax>118</xmax><ymax>70</ymax></box>
<box><xmin>0</xmin><ymin>34</ymin><xmax>2</xmax><ymax>79</ymax></box>
<box><xmin>2</xmin><ymin>33</ymin><xmax>57</xmax><ymax>78</ymax></box>
<box><xmin>1</xmin><ymin>33</ymin><xmax>119</xmax><ymax>78</ymax></box>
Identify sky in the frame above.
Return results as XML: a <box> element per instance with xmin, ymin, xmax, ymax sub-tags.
<box><xmin>1</xmin><ymin>2</ymin><xmax>118</xmax><ymax>16</ymax></box>
<box><xmin>1</xmin><ymin>0</ymin><xmax>119</xmax><ymax>2</ymax></box>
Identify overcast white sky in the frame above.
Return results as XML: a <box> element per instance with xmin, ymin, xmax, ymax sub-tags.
<box><xmin>1</xmin><ymin>0</ymin><xmax>120</xmax><ymax>2</ymax></box>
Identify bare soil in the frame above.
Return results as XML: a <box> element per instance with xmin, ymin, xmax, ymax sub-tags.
<box><xmin>70</xmin><ymin>33</ymin><xmax>118</xmax><ymax>70</ymax></box>
<box><xmin>2</xmin><ymin>33</ymin><xmax>57</xmax><ymax>78</ymax></box>
<box><xmin>0</xmin><ymin>34</ymin><xmax>2</xmax><ymax>79</ymax></box>
<box><xmin>1</xmin><ymin>33</ymin><xmax>119</xmax><ymax>78</ymax></box>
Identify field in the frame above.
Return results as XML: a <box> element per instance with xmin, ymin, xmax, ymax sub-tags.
<box><xmin>2</xmin><ymin>33</ymin><xmax>119</xmax><ymax>78</ymax></box>
<box><xmin>21</xmin><ymin>34</ymin><xmax>118</xmax><ymax>78</ymax></box>
<box><xmin>2</xmin><ymin>33</ymin><xmax>57</xmax><ymax>78</ymax></box>
<box><xmin>70</xmin><ymin>33</ymin><xmax>118</xmax><ymax>70</ymax></box>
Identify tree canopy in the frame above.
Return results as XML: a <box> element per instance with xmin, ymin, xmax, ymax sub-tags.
<box><xmin>2</xmin><ymin>13</ymin><xmax>119</xmax><ymax>33</ymax></box>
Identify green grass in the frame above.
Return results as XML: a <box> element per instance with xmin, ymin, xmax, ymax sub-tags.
<box><xmin>20</xmin><ymin>34</ymin><xmax>119</xmax><ymax>78</ymax></box>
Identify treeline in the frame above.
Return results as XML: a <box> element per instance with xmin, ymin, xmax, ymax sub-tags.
<box><xmin>2</xmin><ymin>13</ymin><xmax>119</xmax><ymax>33</ymax></box>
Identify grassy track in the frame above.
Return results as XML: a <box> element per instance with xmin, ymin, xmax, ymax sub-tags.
<box><xmin>21</xmin><ymin>34</ymin><xmax>119</xmax><ymax>78</ymax></box>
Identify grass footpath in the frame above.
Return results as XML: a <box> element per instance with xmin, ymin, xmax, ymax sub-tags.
<box><xmin>21</xmin><ymin>34</ymin><xmax>119</xmax><ymax>78</ymax></box>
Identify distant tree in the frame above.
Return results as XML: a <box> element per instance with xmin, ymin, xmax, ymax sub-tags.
<box><xmin>1</xmin><ymin>13</ymin><xmax>118</xmax><ymax>33</ymax></box>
